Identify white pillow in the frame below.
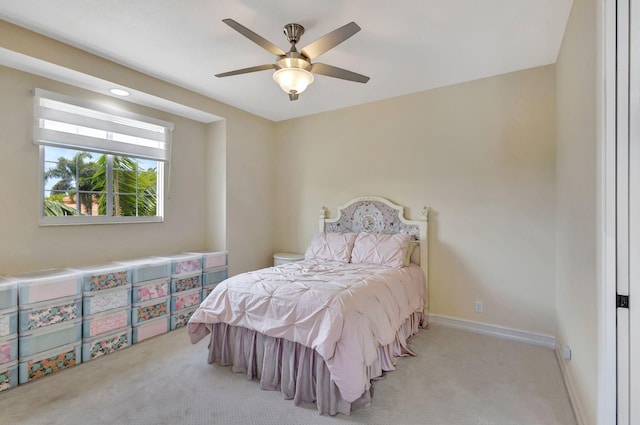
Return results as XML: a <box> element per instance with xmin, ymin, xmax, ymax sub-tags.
<box><xmin>304</xmin><ymin>232</ymin><xmax>358</xmax><ymax>263</ymax></box>
<box><xmin>351</xmin><ymin>233</ymin><xmax>410</xmax><ymax>268</ymax></box>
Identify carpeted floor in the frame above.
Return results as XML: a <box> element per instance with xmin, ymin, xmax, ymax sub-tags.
<box><xmin>0</xmin><ymin>324</ymin><xmax>576</xmax><ymax>425</ymax></box>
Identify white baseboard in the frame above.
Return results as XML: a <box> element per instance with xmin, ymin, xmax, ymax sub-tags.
<box><xmin>554</xmin><ymin>343</ymin><xmax>586</xmax><ymax>425</ymax></box>
<box><xmin>427</xmin><ymin>314</ymin><xmax>556</xmax><ymax>350</ymax></box>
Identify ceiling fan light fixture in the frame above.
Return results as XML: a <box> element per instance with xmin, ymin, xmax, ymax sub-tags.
<box><xmin>273</xmin><ymin>68</ymin><xmax>314</xmax><ymax>98</ymax></box>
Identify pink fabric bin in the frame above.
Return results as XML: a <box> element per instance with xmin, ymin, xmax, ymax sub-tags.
<box><xmin>132</xmin><ymin>316</ymin><xmax>169</xmax><ymax>344</ymax></box>
<box><xmin>12</xmin><ymin>268</ymin><xmax>81</xmax><ymax>304</ymax></box>
<box><xmin>184</xmin><ymin>251</ymin><xmax>227</xmax><ymax>270</ymax></box>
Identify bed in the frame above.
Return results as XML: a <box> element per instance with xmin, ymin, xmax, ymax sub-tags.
<box><xmin>187</xmin><ymin>196</ymin><xmax>429</xmax><ymax>415</ymax></box>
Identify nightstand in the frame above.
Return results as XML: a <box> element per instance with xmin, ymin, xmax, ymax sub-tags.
<box><xmin>273</xmin><ymin>252</ymin><xmax>304</xmax><ymax>266</ymax></box>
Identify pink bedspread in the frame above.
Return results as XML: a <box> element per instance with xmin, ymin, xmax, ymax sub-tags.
<box><xmin>187</xmin><ymin>259</ymin><xmax>426</xmax><ymax>402</ymax></box>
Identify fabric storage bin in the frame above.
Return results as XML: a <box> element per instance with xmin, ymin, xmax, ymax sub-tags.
<box><xmin>184</xmin><ymin>251</ymin><xmax>227</xmax><ymax>270</ymax></box>
<box><xmin>170</xmin><ymin>305</ymin><xmax>198</xmax><ymax>330</ymax></box>
<box><xmin>18</xmin><ymin>295</ymin><xmax>82</xmax><ymax>332</ymax></box>
<box><xmin>132</xmin><ymin>316</ymin><xmax>169</xmax><ymax>343</ymax></box>
<box><xmin>0</xmin><ymin>334</ymin><xmax>17</xmax><ymax>365</ymax></box>
<box><xmin>0</xmin><ymin>360</ymin><xmax>18</xmax><ymax>392</ymax></box>
<box><xmin>0</xmin><ymin>276</ymin><xmax>17</xmax><ymax>310</ymax></box>
<box><xmin>83</xmin><ymin>285</ymin><xmax>131</xmax><ymax>315</ymax></box>
<box><xmin>170</xmin><ymin>271</ymin><xmax>201</xmax><ymax>293</ymax></box>
<box><xmin>19</xmin><ymin>342</ymin><xmax>81</xmax><ymax>384</ymax></box>
<box><xmin>117</xmin><ymin>257</ymin><xmax>170</xmax><ymax>283</ymax></box>
<box><xmin>170</xmin><ymin>288</ymin><xmax>201</xmax><ymax>312</ymax></box>
<box><xmin>202</xmin><ymin>266</ymin><xmax>228</xmax><ymax>286</ymax></box>
<box><xmin>82</xmin><ymin>326</ymin><xmax>132</xmax><ymax>362</ymax></box>
<box><xmin>19</xmin><ymin>318</ymin><xmax>82</xmax><ymax>357</ymax></box>
<box><xmin>131</xmin><ymin>296</ymin><xmax>169</xmax><ymax>325</ymax></box>
<box><xmin>12</xmin><ymin>268</ymin><xmax>81</xmax><ymax>304</ymax></box>
<box><xmin>132</xmin><ymin>277</ymin><xmax>170</xmax><ymax>303</ymax></box>
<box><xmin>75</xmin><ymin>263</ymin><xmax>131</xmax><ymax>292</ymax></box>
<box><xmin>0</xmin><ymin>307</ymin><xmax>17</xmax><ymax>337</ymax></box>
<box><xmin>83</xmin><ymin>306</ymin><xmax>131</xmax><ymax>338</ymax></box>
<box><xmin>159</xmin><ymin>253</ymin><xmax>202</xmax><ymax>276</ymax></box>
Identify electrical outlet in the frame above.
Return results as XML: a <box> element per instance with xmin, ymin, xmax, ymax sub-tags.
<box><xmin>562</xmin><ymin>345</ymin><xmax>572</xmax><ymax>360</ymax></box>
<box><xmin>474</xmin><ymin>300</ymin><xmax>483</xmax><ymax>313</ymax></box>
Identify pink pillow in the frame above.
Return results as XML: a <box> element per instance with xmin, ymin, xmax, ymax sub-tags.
<box><xmin>304</xmin><ymin>232</ymin><xmax>358</xmax><ymax>262</ymax></box>
<box><xmin>351</xmin><ymin>233</ymin><xmax>411</xmax><ymax>268</ymax></box>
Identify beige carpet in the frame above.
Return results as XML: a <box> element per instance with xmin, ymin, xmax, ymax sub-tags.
<box><xmin>0</xmin><ymin>325</ymin><xmax>576</xmax><ymax>425</ymax></box>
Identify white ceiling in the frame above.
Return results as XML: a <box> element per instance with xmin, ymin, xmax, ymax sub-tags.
<box><xmin>0</xmin><ymin>0</ymin><xmax>573</xmax><ymax>122</ymax></box>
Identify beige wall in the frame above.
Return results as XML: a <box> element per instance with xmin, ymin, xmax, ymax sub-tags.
<box><xmin>0</xmin><ymin>21</ymin><xmax>275</xmax><ymax>276</ymax></box>
<box><xmin>555</xmin><ymin>0</ymin><xmax>599</xmax><ymax>423</ymax></box>
<box><xmin>274</xmin><ymin>65</ymin><xmax>557</xmax><ymax>335</ymax></box>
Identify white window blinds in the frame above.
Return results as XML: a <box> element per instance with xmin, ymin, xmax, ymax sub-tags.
<box><xmin>33</xmin><ymin>88</ymin><xmax>173</xmax><ymax>161</ymax></box>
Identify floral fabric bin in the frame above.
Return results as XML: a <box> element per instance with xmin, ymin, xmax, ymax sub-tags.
<box><xmin>170</xmin><ymin>288</ymin><xmax>201</xmax><ymax>312</ymax></box>
<box><xmin>82</xmin><ymin>327</ymin><xmax>131</xmax><ymax>362</ymax></box>
<box><xmin>18</xmin><ymin>296</ymin><xmax>82</xmax><ymax>332</ymax></box>
<box><xmin>170</xmin><ymin>271</ymin><xmax>201</xmax><ymax>293</ymax></box>
<box><xmin>132</xmin><ymin>278</ymin><xmax>170</xmax><ymax>303</ymax></box>
<box><xmin>131</xmin><ymin>297</ymin><xmax>169</xmax><ymax>325</ymax></box>
<box><xmin>0</xmin><ymin>360</ymin><xmax>17</xmax><ymax>391</ymax></box>
<box><xmin>159</xmin><ymin>253</ymin><xmax>202</xmax><ymax>276</ymax></box>
<box><xmin>184</xmin><ymin>251</ymin><xmax>227</xmax><ymax>270</ymax></box>
<box><xmin>83</xmin><ymin>285</ymin><xmax>131</xmax><ymax>315</ymax></box>
<box><xmin>18</xmin><ymin>342</ymin><xmax>81</xmax><ymax>384</ymax></box>
<box><xmin>83</xmin><ymin>307</ymin><xmax>131</xmax><ymax>338</ymax></box>
<box><xmin>75</xmin><ymin>264</ymin><xmax>131</xmax><ymax>292</ymax></box>
<box><xmin>170</xmin><ymin>305</ymin><xmax>198</xmax><ymax>330</ymax></box>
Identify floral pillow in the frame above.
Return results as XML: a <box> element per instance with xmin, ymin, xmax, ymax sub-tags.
<box><xmin>350</xmin><ymin>233</ymin><xmax>411</xmax><ymax>268</ymax></box>
<box><xmin>304</xmin><ymin>232</ymin><xmax>358</xmax><ymax>263</ymax></box>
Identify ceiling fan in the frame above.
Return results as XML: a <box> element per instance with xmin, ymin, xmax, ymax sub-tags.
<box><xmin>215</xmin><ymin>18</ymin><xmax>370</xmax><ymax>101</ymax></box>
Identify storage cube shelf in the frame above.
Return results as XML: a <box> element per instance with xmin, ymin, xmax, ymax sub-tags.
<box><xmin>159</xmin><ymin>253</ymin><xmax>202</xmax><ymax>276</ymax></box>
<box><xmin>117</xmin><ymin>258</ymin><xmax>170</xmax><ymax>283</ymax></box>
<box><xmin>132</xmin><ymin>316</ymin><xmax>169</xmax><ymax>344</ymax></box>
<box><xmin>12</xmin><ymin>268</ymin><xmax>81</xmax><ymax>304</ymax></box>
<box><xmin>170</xmin><ymin>288</ymin><xmax>201</xmax><ymax>312</ymax></box>
<box><xmin>132</xmin><ymin>278</ymin><xmax>170</xmax><ymax>303</ymax></box>
<box><xmin>83</xmin><ymin>285</ymin><xmax>131</xmax><ymax>315</ymax></box>
<box><xmin>75</xmin><ymin>264</ymin><xmax>131</xmax><ymax>292</ymax></box>
<box><xmin>170</xmin><ymin>271</ymin><xmax>201</xmax><ymax>293</ymax></box>
<box><xmin>0</xmin><ymin>276</ymin><xmax>17</xmax><ymax>310</ymax></box>
<box><xmin>18</xmin><ymin>295</ymin><xmax>82</xmax><ymax>332</ymax></box>
<box><xmin>0</xmin><ymin>360</ymin><xmax>17</xmax><ymax>392</ymax></box>
<box><xmin>82</xmin><ymin>307</ymin><xmax>131</xmax><ymax>339</ymax></box>
<box><xmin>82</xmin><ymin>326</ymin><xmax>131</xmax><ymax>362</ymax></box>
<box><xmin>131</xmin><ymin>297</ymin><xmax>169</xmax><ymax>325</ymax></box>
<box><xmin>18</xmin><ymin>318</ymin><xmax>82</xmax><ymax>357</ymax></box>
<box><xmin>170</xmin><ymin>305</ymin><xmax>198</xmax><ymax>330</ymax></box>
<box><xmin>0</xmin><ymin>307</ymin><xmax>17</xmax><ymax>337</ymax></box>
<box><xmin>19</xmin><ymin>342</ymin><xmax>81</xmax><ymax>384</ymax></box>
<box><xmin>0</xmin><ymin>334</ymin><xmax>17</xmax><ymax>365</ymax></box>
<box><xmin>184</xmin><ymin>251</ymin><xmax>227</xmax><ymax>270</ymax></box>
<box><xmin>202</xmin><ymin>267</ymin><xmax>228</xmax><ymax>286</ymax></box>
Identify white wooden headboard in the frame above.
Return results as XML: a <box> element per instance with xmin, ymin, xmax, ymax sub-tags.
<box><xmin>318</xmin><ymin>196</ymin><xmax>429</xmax><ymax>312</ymax></box>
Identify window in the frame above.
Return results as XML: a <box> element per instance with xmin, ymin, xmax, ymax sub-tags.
<box><xmin>35</xmin><ymin>89</ymin><xmax>173</xmax><ymax>225</ymax></box>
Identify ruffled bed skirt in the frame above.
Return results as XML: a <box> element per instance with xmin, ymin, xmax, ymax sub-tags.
<box><xmin>205</xmin><ymin>311</ymin><xmax>425</xmax><ymax>415</ymax></box>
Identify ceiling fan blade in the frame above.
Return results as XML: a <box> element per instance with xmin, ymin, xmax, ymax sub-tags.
<box><xmin>215</xmin><ymin>64</ymin><xmax>276</xmax><ymax>78</ymax></box>
<box><xmin>222</xmin><ymin>18</ymin><xmax>286</xmax><ymax>56</ymax></box>
<box><xmin>311</xmin><ymin>63</ymin><xmax>370</xmax><ymax>83</ymax></box>
<box><xmin>301</xmin><ymin>22</ymin><xmax>361</xmax><ymax>59</ymax></box>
